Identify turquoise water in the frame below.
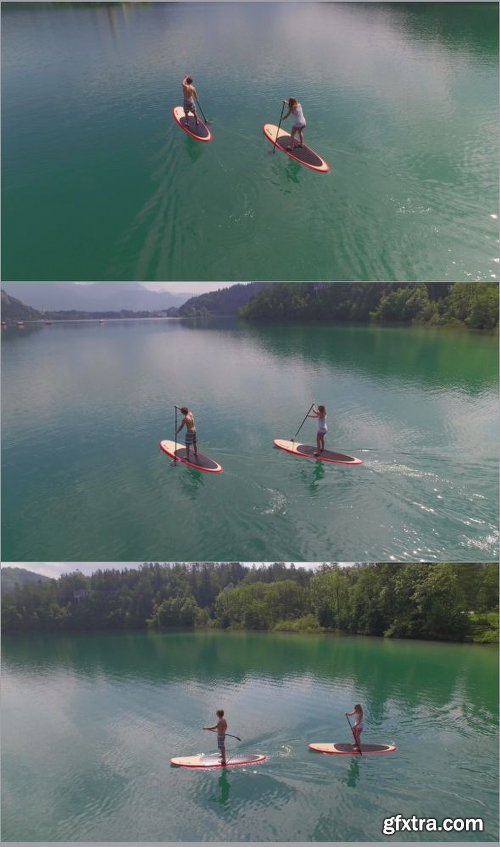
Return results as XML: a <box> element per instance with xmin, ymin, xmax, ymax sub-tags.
<box><xmin>2</xmin><ymin>630</ymin><xmax>498</xmax><ymax>842</ymax></box>
<box><xmin>2</xmin><ymin>2</ymin><xmax>498</xmax><ymax>282</ymax></box>
<box><xmin>2</xmin><ymin>318</ymin><xmax>498</xmax><ymax>562</ymax></box>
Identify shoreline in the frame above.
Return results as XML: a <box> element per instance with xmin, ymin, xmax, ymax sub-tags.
<box><xmin>2</xmin><ymin>314</ymin><xmax>498</xmax><ymax>334</ymax></box>
<box><xmin>2</xmin><ymin>622</ymin><xmax>497</xmax><ymax>646</ymax></box>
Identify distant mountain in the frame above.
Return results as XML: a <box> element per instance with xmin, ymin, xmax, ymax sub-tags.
<box><xmin>1</xmin><ymin>289</ymin><xmax>44</xmax><ymax>323</ymax></box>
<box><xmin>179</xmin><ymin>283</ymin><xmax>271</xmax><ymax>316</ymax></box>
<box><xmin>2</xmin><ymin>283</ymin><xmax>189</xmax><ymax>313</ymax></box>
<box><xmin>1</xmin><ymin>567</ymin><xmax>54</xmax><ymax>593</ymax></box>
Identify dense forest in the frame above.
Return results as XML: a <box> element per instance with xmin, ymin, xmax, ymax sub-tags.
<box><xmin>179</xmin><ymin>283</ymin><xmax>270</xmax><ymax>317</ymax></box>
<box><xmin>239</xmin><ymin>282</ymin><xmax>499</xmax><ymax>329</ymax></box>
<box><xmin>2</xmin><ymin>563</ymin><xmax>497</xmax><ymax>643</ymax></box>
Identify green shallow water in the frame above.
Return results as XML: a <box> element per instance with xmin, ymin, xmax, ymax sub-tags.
<box><xmin>1</xmin><ymin>630</ymin><xmax>498</xmax><ymax>842</ymax></box>
<box><xmin>2</xmin><ymin>2</ymin><xmax>498</xmax><ymax>282</ymax></box>
<box><xmin>1</xmin><ymin>319</ymin><xmax>498</xmax><ymax>562</ymax></box>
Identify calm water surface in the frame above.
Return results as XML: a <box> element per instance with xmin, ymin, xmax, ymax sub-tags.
<box><xmin>2</xmin><ymin>2</ymin><xmax>498</xmax><ymax>281</ymax></box>
<box><xmin>2</xmin><ymin>630</ymin><xmax>498</xmax><ymax>842</ymax></box>
<box><xmin>1</xmin><ymin>319</ymin><xmax>498</xmax><ymax>563</ymax></box>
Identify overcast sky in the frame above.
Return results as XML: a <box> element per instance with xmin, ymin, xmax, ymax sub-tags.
<box><xmin>2</xmin><ymin>562</ymin><xmax>342</xmax><ymax>578</ymax></box>
<box><xmin>72</xmin><ymin>282</ymin><xmax>245</xmax><ymax>295</ymax></box>
<box><xmin>142</xmin><ymin>282</ymin><xmax>241</xmax><ymax>295</ymax></box>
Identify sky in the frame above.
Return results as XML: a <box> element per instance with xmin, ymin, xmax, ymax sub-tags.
<box><xmin>2</xmin><ymin>562</ymin><xmax>341</xmax><ymax>578</ymax></box>
<box><xmin>73</xmin><ymin>282</ymin><xmax>241</xmax><ymax>295</ymax></box>
<box><xmin>142</xmin><ymin>282</ymin><xmax>240</xmax><ymax>295</ymax></box>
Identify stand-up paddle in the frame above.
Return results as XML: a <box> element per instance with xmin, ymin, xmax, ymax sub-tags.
<box><xmin>291</xmin><ymin>403</ymin><xmax>314</xmax><ymax>442</ymax></box>
<box><xmin>346</xmin><ymin>713</ymin><xmax>362</xmax><ymax>755</ymax></box>
<box><xmin>272</xmin><ymin>100</ymin><xmax>286</xmax><ymax>154</ymax></box>
<box><xmin>204</xmin><ymin>728</ymin><xmax>242</xmax><ymax>742</ymax></box>
<box><xmin>195</xmin><ymin>97</ymin><xmax>210</xmax><ymax>124</ymax></box>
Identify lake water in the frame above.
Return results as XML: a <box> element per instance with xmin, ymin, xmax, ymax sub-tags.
<box><xmin>2</xmin><ymin>2</ymin><xmax>498</xmax><ymax>282</ymax></box>
<box><xmin>1</xmin><ymin>630</ymin><xmax>498</xmax><ymax>842</ymax></box>
<box><xmin>1</xmin><ymin>319</ymin><xmax>498</xmax><ymax>563</ymax></box>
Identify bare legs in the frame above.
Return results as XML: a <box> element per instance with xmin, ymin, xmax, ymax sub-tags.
<box><xmin>185</xmin><ymin>436</ymin><xmax>198</xmax><ymax>462</ymax></box>
<box><xmin>183</xmin><ymin>106</ymin><xmax>199</xmax><ymax>127</ymax></box>
<box><xmin>314</xmin><ymin>433</ymin><xmax>325</xmax><ymax>456</ymax></box>
<box><xmin>287</xmin><ymin>127</ymin><xmax>305</xmax><ymax>151</ymax></box>
<box><xmin>353</xmin><ymin>727</ymin><xmax>362</xmax><ymax>753</ymax></box>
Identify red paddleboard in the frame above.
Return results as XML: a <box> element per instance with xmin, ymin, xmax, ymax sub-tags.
<box><xmin>263</xmin><ymin>124</ymin><xmax>330</xmax><ymax>172</ymax></box>
<box><xmin>171</xmin><ymin>753</ymin><xmax>266</xmax><ymax>768</ymax></box>
<box><xmin>309</xmin><ymin>742</ymin><xmax>397</xmax><ymax>756</ymax></box>
<box><xmin>160</xmin><ymin>440</ymin><xmax>223</xmax><ymax>473</ymax></box>
<box><xmin>273</xmin><ymin>439</ymin><xmax>363</xmax><ymax>466</ymax></box>
<box><xmin>172</xmin><ymin>106</ymin><xmax>212</xmax><ymax>142</ymax></box>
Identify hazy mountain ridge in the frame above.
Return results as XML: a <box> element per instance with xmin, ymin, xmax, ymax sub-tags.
<box><xmin>1</xmin><ymin>566</ymin><xmax>54</xmax><ymax>593</ymax></box>
<box><xmin>1</xmin><ymin>289</ymin><xmax>44</xmax><ymax>323</ymax></box>
<box><xmin>2</xmin><ymin>283</ymin><xmax>190</xmax><ymax>312</ymax></box>
<box><xmin>1</xmin><ymin>283</ymin><xmax>269</xmax><ymax>324</ymax></box>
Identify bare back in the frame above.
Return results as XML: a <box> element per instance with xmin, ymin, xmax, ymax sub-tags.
<box><xmin>182</xmin><ymin>80</ymin><xmax>197</xmax><ymax>102</ymax></box>
<box><xmin>183</xmin><ymin>411</ymin><xmax>196</xmax><ymax>431</ymax></box>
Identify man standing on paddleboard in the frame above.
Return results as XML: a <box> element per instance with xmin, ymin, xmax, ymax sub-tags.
<box><xmin>182</xmin><ymin>76</ymin><xmax>199</xmax><ymax>126</ymax></box>
<box><xmin>203</xmin><ymin>709</ymin><xmax>227</xmax><ymax>766</ymax></box>
<box><xmin>282</xmin><ymin>97</ymin><xmax>307</xmax><ymax>151</ymax></box>
<box><xmin>175</xmin><ymin>406</ymin><xmax>198</xmax><ymax>462</ymax></box>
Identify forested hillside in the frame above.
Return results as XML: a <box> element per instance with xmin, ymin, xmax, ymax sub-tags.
<box><xmin>2</xmin><ymin>562</ymin><xmax>497</xmax><ymax>643</ymax></box>
<box><xmin>179</xmin><ymin>283</ymin><xmax>271</xmax><ymax>316</ymax></box>
<box><xmin>239</xmin><ymin>282</ymin><xmax>498</xmax><ymax>329</ymax></box>
<box><xmin>1</xmin><ymin>289</ymin><xmax>43</xmax><ymax>324</ymax></box>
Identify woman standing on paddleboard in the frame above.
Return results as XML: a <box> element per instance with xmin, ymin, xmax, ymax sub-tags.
<box><xmin>308</xmin><ymin>404</ymin><xmax>328</xmax><ymax>456</ymax></box>
<box><xmin>346</xmin><ymin>704</ymin><xmax>364</xmax><ymax>751</ymax></box>
<box><xmin>283</xmin><ymin>98</ymin><xmax>307</xmax><ymax>151</ymax></box>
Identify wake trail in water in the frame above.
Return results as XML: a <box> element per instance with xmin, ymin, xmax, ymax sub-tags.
<box><xmin>109</xmin><ymin>133</ymin><xmax>177</xmax><ymax>280</ymax></box>
<box><xmin>135</xmin><ymin>139</ymin><xmax>179</xmax><ymax>280</ymax></box>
